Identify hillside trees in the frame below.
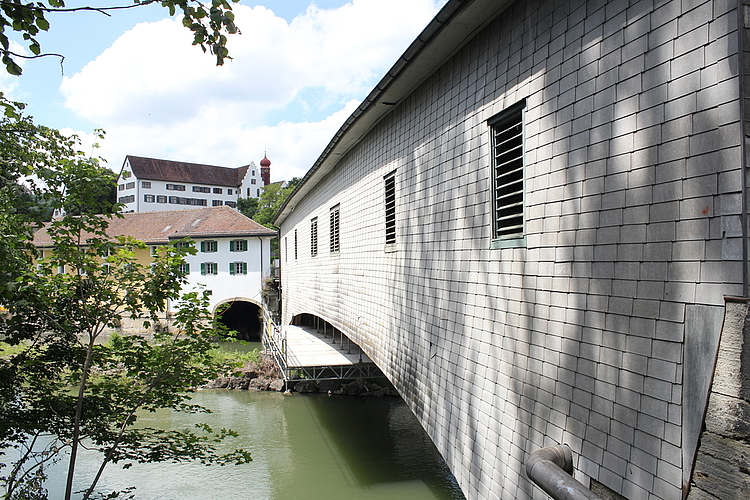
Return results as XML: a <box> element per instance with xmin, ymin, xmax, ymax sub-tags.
<box><xmin>0</xmin><ymin>96</ymin><xmax>250</xmax><ymax>500</ymax></box>
<box><xmin>0</xmin><ymin>0</ymin><xmax>240</xmax><ymax>75</ymax></box>
<box><xmin>238</xmin><ymin>177</ymin><xmax>301</xmax><ymax>228</ymax></box>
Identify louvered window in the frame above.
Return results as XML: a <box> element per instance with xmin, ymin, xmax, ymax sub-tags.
<box><xmin>489</xmin><ymin>100</ymin><xmax>525</xmax><ymax>239</ymax></box>
<box><xmin>330</xmin><ymin>205</ymin><xmax>340</xmax><ymax>254</ymax></box>
<box><xmin>384</xmin><ymin>172</ymin><xmax>396</xmax><ymax>245</ymax></box>
<box><xmin>311</xmin><ymin>217</ymin><xmax>318</xmax><ymax>257</ymax></box>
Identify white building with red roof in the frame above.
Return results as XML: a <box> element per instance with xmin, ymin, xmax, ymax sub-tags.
<box><xmin>117</xmin><ymin>155</ymin><xmax>272</xmax><ymax>213</ymax></box>
<box><xmin>33</xmin><ymin>206</ymin><xmax>277</xmax><ymax>340</ymax></box>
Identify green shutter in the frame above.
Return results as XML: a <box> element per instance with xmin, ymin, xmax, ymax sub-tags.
<box><xmin>229</xmin><ymin>240</ymin><xmax>235</xmax><ymax>252</ymax></box>
<box><xmin>242</xmin><ymin>240</ymin><xmax>248</xmax><ymax>251</ymax></box>
<box><xmin>201</xmin><ymin>263</ymin><xmax>206</xmax><ymax>275</ymax></box>
<box><xmin>200</xmin><ymin>241</ymin><xmax>206</xmax><ymax>252</ymax></box>
<box><xmin>229</xmin><ymin>262</ymin><xmax>235</xmax><ymax>275</ymax></box>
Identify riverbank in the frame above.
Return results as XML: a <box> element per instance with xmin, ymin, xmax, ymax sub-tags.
<box><xmin>203</xmin><ymin>352</ymin><xmax>398</xmax><ymax>396</ymax></box>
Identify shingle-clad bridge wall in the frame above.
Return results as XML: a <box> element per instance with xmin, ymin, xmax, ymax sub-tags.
<box><xmin>278</xmin><ymin>1</ymin><xmax>746</xmax><ymax>499</ymax></box>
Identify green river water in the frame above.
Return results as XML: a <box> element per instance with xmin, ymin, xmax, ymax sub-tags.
<box><xmin>42</xmin><ymin>389</ymin><xmax>467</xmax><ymax>500</ymax></box>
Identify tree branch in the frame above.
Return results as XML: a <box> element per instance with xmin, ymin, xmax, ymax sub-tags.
<box><xmin>0</xmin><ymin>0</ymin><xmax>161</xmax><ymax>17</ymax></box>
<box><xmin>2</xmin><ymin>49</ymin><xmax>66</xmax><ymax>74</ymax></box>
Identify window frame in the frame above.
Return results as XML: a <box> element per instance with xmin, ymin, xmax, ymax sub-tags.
<box><xmin>488</xmin><ymin>99</ymin><xmax>527</xmax><ymax>249</ymax></box>
<box><xmin>384</xmin><ymin>171</ymin><xmax>396</xmax><ymax>248</ymax></box>
<box><xmin>310</xmin><ymin>217</ymin><xmax>318</xmax><ymax>257</ymax></box>
<box><xmin>329</xmin><ymin>204</ymin><xmax>340</xmax><ymax>254</ymax></box>
<box><xmin>229</xmin><ymin>261</ymin><xmax>247</xmax><ymax>275</ymax></box>
<box><xmin>200</xmin><ymin>240</ymin><xmax>218</xmax><ymax>253</ymax></box>
<box><xmin>201</xmin><ymin>262</ymin><xmax>218</xmax><ymax>275</ymax></box>
<box><xmin>229</xmin><ymin>239</ymin><xmax>248</xmax><ymax>252</ymax></box>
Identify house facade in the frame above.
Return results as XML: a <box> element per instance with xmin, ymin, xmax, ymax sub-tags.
<box><xmin>34</xmin><ymin>206</ymin><xmax>277</xmax><ymax>339</ymax></box>
<box><xmin>117</xmin><ymin>155</ymin><xmax>272</xmax><ymax>213</ymax></box>
<box><xmin>274</xmin><ymin>1</ymin><xmax>750</xmax><ymax>500</ymax></box>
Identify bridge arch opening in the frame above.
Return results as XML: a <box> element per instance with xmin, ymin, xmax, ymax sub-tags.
<box><xmin>216</xmin><ymin>300</ymin><xmax>262</xmax><ymax>342</ymax></box>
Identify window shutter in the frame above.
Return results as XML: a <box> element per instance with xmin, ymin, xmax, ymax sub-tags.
<box><xmin>201</xmin><ymin>263</ymin><xmax>206</xmax><ymax>275</ymax></box>
<box><xmin>229</xmin><ymin>262</ymin><xmax>235</xmax><ymax>275</ymax></box>
<box><xmin>200</xmin><ymin>241</ymin><xmax>206</xmax><ymax>252</ymax></box>
<box><xmin>242</xmin><ymin>240</ymin><xmax>248</xmax><ymax>251</ymax></box>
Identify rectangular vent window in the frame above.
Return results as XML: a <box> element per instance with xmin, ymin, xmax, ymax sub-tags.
<box><xmin>489</xmin><ymin>100</ymin><xmax>525</xmax><ymax>239</ymax></box>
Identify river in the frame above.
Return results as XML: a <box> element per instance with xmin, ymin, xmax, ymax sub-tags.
<box><xmin>41</xmin><ymin>389</ymin><xmax>466</xmax><ymax>500</ymax></box>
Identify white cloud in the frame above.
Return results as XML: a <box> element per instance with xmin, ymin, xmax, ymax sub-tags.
<box><xmin>60</xmin><ymin>0</ymin><xmax>444</xmax><ymax>181</ymax></box>
<box><xmin>0</xmin><ymin>41</ymin><xmax>28</xmax><ymax>98</ymax></box>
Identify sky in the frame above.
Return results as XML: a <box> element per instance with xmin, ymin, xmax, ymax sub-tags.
<box><xmin>1</xmin><ymin>0</ymin><xmax>446</xmax><ymax>182</ymax></box>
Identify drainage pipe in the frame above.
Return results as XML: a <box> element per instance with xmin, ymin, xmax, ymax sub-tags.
<box><xmin>525</xmin><ymin>445</ymin><xmax>602</xmax><ymax>500</ymax></box>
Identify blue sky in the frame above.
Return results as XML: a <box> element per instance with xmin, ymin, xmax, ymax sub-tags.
<box><xmin>2</xmin><ymin>0</ymin><xmax>445</xmax><ymax>181</ymax></box>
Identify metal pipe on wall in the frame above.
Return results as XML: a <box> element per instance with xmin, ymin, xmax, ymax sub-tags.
<box><xmin>525</xmin><ymin>445</ymin><xmax>602</xmax><ymax>500</ymax></box>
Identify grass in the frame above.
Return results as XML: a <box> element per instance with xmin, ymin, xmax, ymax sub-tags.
<box><xmin>208</xmin><ymin>344</ymin><xmax>262</xmax><ymax>371</ymax></box>
<box><xmin>0</xmin><ymin>341</ymin><xmax>29</xmax><ymax>358</ymax></box>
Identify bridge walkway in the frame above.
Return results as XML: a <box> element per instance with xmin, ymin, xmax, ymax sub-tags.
<box><xmin>263</xmin><ymin>320</ymin><xmax>382</xmax><ymax>382</ymax></box>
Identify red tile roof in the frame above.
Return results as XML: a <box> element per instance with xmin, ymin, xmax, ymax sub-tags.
<box><xmin>123</xmin><ymin>156</ymin><xmax>249</xmax><ymax>187</ymax></box>
<box><xmin>33</xmin><ymin>206</ymin><xmax>276</xmax><ymax>246</ymax></box>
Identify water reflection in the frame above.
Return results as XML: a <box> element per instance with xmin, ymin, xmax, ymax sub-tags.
<box><xmin>39</xmin><ymin>390</ymin><xmax>465</xmax><ymax>500</ymax></box>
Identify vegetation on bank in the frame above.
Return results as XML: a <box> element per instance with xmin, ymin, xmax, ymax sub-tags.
<box><xmin>0</xmin><ymin>96</ymin><xmax>251</xmax><ymax>500</ymax></box>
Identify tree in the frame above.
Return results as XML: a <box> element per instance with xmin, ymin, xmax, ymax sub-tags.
<box><xmin>236</xmin><ymin>178</ymin><xmax>300</xmax><ymax>260</ymax></box>
<box><xmin>0</xmin><ymin>0</ymin><xmax>240</xmax><ymax>75</ymax></box>
<box><xmin>236</xmin><ymin>195</ymin><xmax>259</xmax><ymax>220</ymax></box>
<box><xmin>240</xmin><ymin>177</ymin><xmax>301</xmax><ymax>229</ymax></box>
<box><xmin>0</xmin><ymin>96</ymin><xmax>250</xmax><ymax>500</ymax></box>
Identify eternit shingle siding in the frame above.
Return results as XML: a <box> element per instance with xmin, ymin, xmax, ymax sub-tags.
<box><xmin>278</xmin><ymin>1</ymin><xmax>744</xmax><ymax>500</ymax></box>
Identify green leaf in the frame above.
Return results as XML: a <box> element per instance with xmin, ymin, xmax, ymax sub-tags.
<box><xmin>36</xmin><ymin>17</ymin><xmax>50</xmax><ymax>31</ymax></box>
<box><xmin>3</xmin><ymin>55</ymin><xmax>22</xmax><ymax>75</ymax></box>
